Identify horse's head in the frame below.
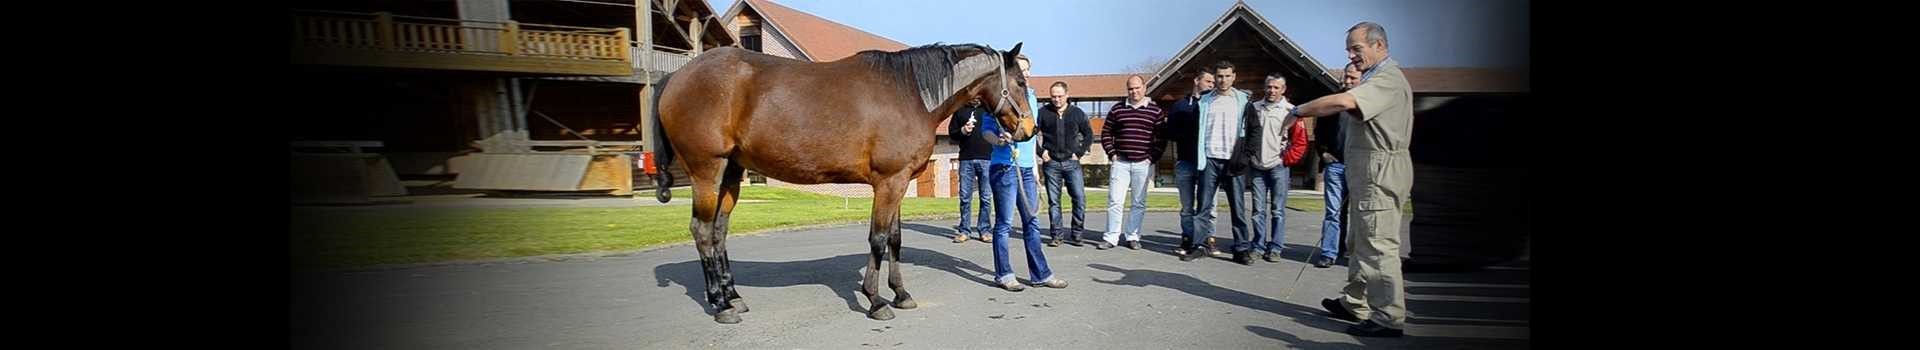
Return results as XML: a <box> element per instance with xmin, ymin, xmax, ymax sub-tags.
<box><xmin>980</xmin><ymin>42</ymin><xmax>1036</xmax><ymax>142</ymax></box>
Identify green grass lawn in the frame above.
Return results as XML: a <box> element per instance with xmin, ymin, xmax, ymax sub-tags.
<box><xmin>290</xmin><ymin>186</ymin><xmax>1328</xmax><ymax>269</ymax></box>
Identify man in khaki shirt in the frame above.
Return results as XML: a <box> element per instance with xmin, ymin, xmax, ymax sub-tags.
<box><xmin>1288</xmin><ymin>21</ymin><xmax>1416</xmax><ymax>338</ymax></box>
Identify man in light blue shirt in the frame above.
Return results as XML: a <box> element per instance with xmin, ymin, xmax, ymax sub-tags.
<box><xmin>1181</xmin><ymin>60</ymin><xmax>1258</xmax><ymax>265</ymax></box>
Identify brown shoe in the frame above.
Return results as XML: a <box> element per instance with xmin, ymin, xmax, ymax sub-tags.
<box><xmin>980</xmin><ymin>234</ymin><xmax>994</xmax><ymax>243</ymax></box>
<box><xmin>953</xmin><ymin>234</ymin><xmax>970</xmax><ymax>243</ymax></box>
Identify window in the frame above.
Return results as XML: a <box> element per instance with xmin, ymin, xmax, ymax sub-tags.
<box><xmin>1077</xmin><ymin>100</ymin><xmax>1110</xmax><ymax>119</ymax></box>
<box><xmin>741</xmin><ymin>34</ymin><xmax>762</xmax><ymax>52</ymax></box>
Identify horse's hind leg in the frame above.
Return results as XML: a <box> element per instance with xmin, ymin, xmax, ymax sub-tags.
<box><xmin>713</xmin><ymin>162</ymin><xmax>748</xmax><ymax>314</ymax></box>
<box><xmin>686</xmin><ymin>157</ymin><xmax>745</xmax><ymax>324</ymax></box>
<box><xmin>864</xmin><ymin>175</ymin><xmax>907</xmax><ymax>320</ymax></box>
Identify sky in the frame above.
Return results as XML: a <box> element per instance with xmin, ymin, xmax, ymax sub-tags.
<box><xmin>705</xmin><ymin>0</ymin><xmax>1530</xmax><ymax>76</ymax></box>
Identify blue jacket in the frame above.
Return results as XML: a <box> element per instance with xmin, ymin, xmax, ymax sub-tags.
<box><xmin>985</xmin><ymin>88</ymin><xmax>1039</xmax><ymax>168</ymax></box>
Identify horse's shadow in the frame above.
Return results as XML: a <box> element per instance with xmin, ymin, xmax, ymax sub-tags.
<box><xmin>653</xmin><ymin>245</ymin><xmax>997</xmax><ymax>315</ymax></box>
<box><xmin>900</xmin><ymin>222</ymin><xmax>957</xmax><ymax>240</ymax></box>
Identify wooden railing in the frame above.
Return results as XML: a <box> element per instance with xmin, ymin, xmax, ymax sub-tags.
<box><xmin>638</xmin><ymin>45</ymin><xmax>694</xmax><ymax>73</ymax></box>
<box><xmin>291</xmin><ymin>10</ymin><xmax>631</xmax><ymax>63</ymax></box>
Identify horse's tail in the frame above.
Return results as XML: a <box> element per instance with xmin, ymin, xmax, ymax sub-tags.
<box><xmin>650</xmin><ymin>72</ymin><xmax>676</xmax><ymax>203</ymax></box>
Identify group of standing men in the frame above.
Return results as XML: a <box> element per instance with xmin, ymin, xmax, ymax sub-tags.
<box><xmin>946</xmin><ymin>21</ymin><xmax>1418</xmax><ymax>337</ymax></box>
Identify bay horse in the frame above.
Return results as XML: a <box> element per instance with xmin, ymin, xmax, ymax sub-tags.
<box><xmin>649</xmin><ymin>43</ymin><xmax>1037</xmax><ymax>323</ymax></box>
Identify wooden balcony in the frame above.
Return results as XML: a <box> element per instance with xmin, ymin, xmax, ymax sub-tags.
<box><xmin>290</xmin><ymin>10</ymin><xmax>633</xmax><ymax>76</ymax></box>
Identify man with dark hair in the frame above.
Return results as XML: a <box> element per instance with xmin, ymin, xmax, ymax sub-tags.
<box><xmin>1245</xmin><ymin>73</ymin><xmax>1309</xmax><ymax>263</ymax></box>
<box><xmin>949</xmin><ymin>97</ymin><xmax>995</xmax><ymax>243</ymax></box>
<box><xmin>1037</xmin><ymin>80</ymin><xmax>1094</xmax><ymax>247</ymax></box>
<box><xmin>1160</xmin><ymin>69</ymin><xmax>1217</xmax><ymax>257</ymax></box>
<box><xmin>1182</xmin><ymin>60</ymin><xmax>1260</xmax><ymax>265</ymax></box>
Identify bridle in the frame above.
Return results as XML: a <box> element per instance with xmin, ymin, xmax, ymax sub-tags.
<box><xmin>989</xmin><ymin>49</ymin><xmax>1032</xmax><ymax>135</ymax></box>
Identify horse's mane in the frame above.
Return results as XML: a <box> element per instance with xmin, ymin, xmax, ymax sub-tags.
<box><xmin>856</xmin><ymin>43</ymin><xmax>1003</xmax><ymax>113</ymax></box>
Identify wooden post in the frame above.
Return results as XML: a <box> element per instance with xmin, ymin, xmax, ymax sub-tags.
<box><xmin>501</xmin><ymin>21</ymin><xmax>520</xmax><ymax>55</ymax></box>
<box><xmin>637</xmin><ymin>0</ymin><xmax>655</xmax><ymax>153</ymax></box>
<box><xmin>688</xmin><ymin>18</ymin><xmax>702</xmax><ymax>54</ymax></box>
<box><xmin>375</xmin><ymin>12</ymin><xmax>395</xmax><ymax>49</ymax></box>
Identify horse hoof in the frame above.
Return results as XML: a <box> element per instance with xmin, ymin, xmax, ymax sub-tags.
<box><xmin>868</xmin><ymin>306</ymin><xmax>895</xmax><ymax>320</ymax></box>
<box><xmin>714</xmin><ymin>308</ymin><xmax>743</xmax><ymax>324</ymax></box>
<box><xmin>891</xmin><ymin>297</ymin><xmax>918</xmax><ymax>310</ymax></box>
<box><xmin>728</xmin><ymin>298</ymin><xmax>749</xmax><ymax>313</ymax></box>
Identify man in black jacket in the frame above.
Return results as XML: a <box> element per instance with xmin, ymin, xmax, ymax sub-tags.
<box><xmin>1036</xmin><ymin>81</ymin><xmax>1094</xmax><ymax>246</ymax></box>
<box><xmin>1158</xmin><ymin>69</ymin><xmax>1215</xmax><ymax>256</ymax></box>
<box><xmin>949</xmin><ymin>97</ymin><xmax>995</xmax><ymax>244</ymax></box>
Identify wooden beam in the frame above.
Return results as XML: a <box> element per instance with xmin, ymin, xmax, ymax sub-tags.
<box><xmin>688</xmin><ymin>16</ymin><xmax>703</xmax><ymax>54</ymax></box>
<box><xmin>290</xmin><ymin>140</ymin><xmax>384</xmax><ymax>149</ymax></box>
<box><xmin>291</xmin><ymin>47</ymin><xmax>633</xmax><ymax>76</ymax></box>
<box><xmin>640</xmin><ymin>84</ymin><xmax>655</xmax><ymax>153</ymax></box>
<box><xmin>524</xmin><ymin>140</ymin><xmax>646</xmax><ymax>147</ymax></box>
<box><xmin>702</xmin><ymin>15</ymin><xmax>731</xmax><ymax>46</ymax></box>
<box><xmin>653</xmin><ymin>11</ymin><xmax>697</xmax><ymax>51</ymax></box>
<box><xmin>636</xmin><ymin>0</ymin><xmax>658</xmax><ymax>153</ymax></box>
<box><xmin>637</xmin><ymin>0</ymin><xmax>652</xmax><ymax>68</ymax></box>
<box><xmin>659</xmin><ymin>0</ymin><xmax>679</xmax><ymax>18</ymax></box>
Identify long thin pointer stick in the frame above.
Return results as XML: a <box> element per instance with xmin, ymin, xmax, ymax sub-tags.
<box><xmin>1283</xmin><ymin>256</ymin><xmax>1311</xmax><ymax>300</ymax></box>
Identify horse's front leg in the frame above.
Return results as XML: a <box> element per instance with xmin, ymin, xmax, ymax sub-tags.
<box><xmin>888</xmin><ymin>208</ymin><xmax>916</xmax><ymax>309</ymax></box>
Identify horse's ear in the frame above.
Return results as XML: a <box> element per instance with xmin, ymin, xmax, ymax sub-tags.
<box><xmin>1007</xmin><ymin>42</ymin><xmax>1023</xmax><ymax>59</ymax></box>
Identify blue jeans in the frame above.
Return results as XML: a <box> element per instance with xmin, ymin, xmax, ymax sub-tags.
<box><xmin>1192</xmin><ymin>158</ymin><xmax>1250</xmax><ymax>251</ymax></box>
<box><xmin>1246</xmin><ymin>165</ymin><xmax>1291</xmax><ymax>254</ymax></box>
<box><xmin>1042</xmin><ymin>160</ymin><xmax>1086</xmax><ymax>237</ymax></box>
<box><xmin>1174</xmin><ymin>160</ymin><xmax>1201</xmax><ymax>248</ymax></box>
<box><xmin>955</xmin><ymin>159</ymin><xmax>994</xmax><ymax>238</ymax></box>
<box><xmin>992</xmin><ymin>164</ymin><xmax>1052</xmax><ymax>284</ymax></box>
<box><xmin>1319</xmin><ymin>162</ymin><xmax>1347</xmax><ymax>261</ymax></box>
<box><xmin>1103</xmin><ymin>158</ymin><xmax>1152</xmax><ymax>244</ymax></box>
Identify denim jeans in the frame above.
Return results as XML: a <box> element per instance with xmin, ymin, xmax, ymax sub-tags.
<box><xmin>1175</xmin><ymin>160</ymin><xmax>1201</xmax><ymax>248</ymax></box>
<box><xmin>1192</xmin><ymin>158</ymin><xmax>1250</xmax><ymax>252</ymax></box>
<box><xmin>1245</xmin><ymin>165</ymin><xmax>1291</xmax><ymax>254</ymax></box>
<box><xmin>992</xmin><ymin>164</ymin><xmax>1052</xmax><ymax>284</ymax></box>
<box><xmin>1042</xmin><ymin>159</ymin><xmax>1086</xmax><ymax>238</ymax></box>
<box><xmin>1319</xmin><ymin>162</ymin><xmax>1347</xmax><ymax>261</ymax></box>
<box><xmin>955</xmin><ymin>159</ymin><xmax>994</xmax><ymax>238</ymax></box>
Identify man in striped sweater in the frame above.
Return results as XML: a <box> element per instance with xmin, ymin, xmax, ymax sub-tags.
<box><xmin>1098</xmin><ymin>75</ymin><xmax>1166</xmax><ymax>250</ymax></box>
